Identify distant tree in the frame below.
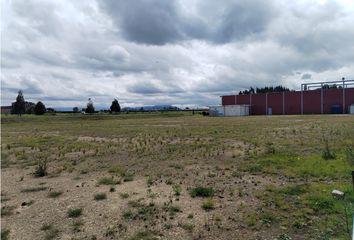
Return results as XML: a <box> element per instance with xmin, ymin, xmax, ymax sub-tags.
<box><xmin>73</xmin><ymin>107</ymin><xmax>79</xmax><ymax>113</ymax></box>
<box><xmin>34</xmin><ymin>101</ymin><xmax>46</xmax><ymax>115</ymax></box>
<box><xmin>110</xmin><ymin>99</ymin><xmax>121</xmax><ymax>113</ymax></box>
<box><xmin>26</xmin><ymin>104</ymin><xmax>35</xmax><ymax>114</ymax></box>
<box><xmin>239</xmin><ymin>85</ymin><xmax>290</xmax><ymax>95</ymax></box>
<box><xmin>322</xmin><ymin>84</ymin><xmax>339</xmax><ymax>89</ymax></box>
<box><xmin>85</xmin><ymin>98</ymin><xmax>95</xmax><ymax>113</ymax></box>
<box><xmin>11</xmin><ymin>90</ymin><xmax>26</xmax><ymax>115</ymax></box>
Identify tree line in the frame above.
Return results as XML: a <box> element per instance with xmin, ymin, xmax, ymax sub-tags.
<box><xmin>238</xmin><ymin>85</ymin><xmax>291</xmax><ymax>95</ymax></box>
<box><xmin>10</xmin><ymin>90</ymin><xmax>121</xmax><ymax>115</ymax></box>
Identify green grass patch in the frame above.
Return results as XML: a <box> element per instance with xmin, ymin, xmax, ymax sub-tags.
<box><xmin>190</xmin><ymin>187</ymin><xmax>214</xmax><ymax>198</ymax></box>
<box><xmin>97</xmin><ymin>177</ymin><xmax>120</xmax><ymax>185</ymax></box>
<box><xmin>94</xmin><ymin>193</ymin><xmax>107</xmax><ymax>201</ymax></box>
<box><xmin>201</xmin><ymin>199</ymin><xmax>215</xmax><ymax>211</ymax></box>
<box><xmin>21</xmin><ymin>186</ymin><xmax>48</xmax><ymax>193</ymax></box>
<box><xmin>67</xmin><ymin>208</ymin><xmax>83</xmax><ymax>218</ymax></box>
<box><xmin>48</xmin><ymin>191</ymin><xmax>63</xmax><ymax>198</ymax></box>
<box><xmin>1</xmin><ymin>229</ymin><xmax>10</xmax><ymax>240</ymax></box>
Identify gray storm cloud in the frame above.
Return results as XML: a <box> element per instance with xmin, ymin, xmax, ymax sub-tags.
<box><xmin>1</xmin><ymin>0</ymin><xmax>354</xmax><ymax>108</ymax></box>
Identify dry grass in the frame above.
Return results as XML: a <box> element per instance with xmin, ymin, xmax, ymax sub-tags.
<box><xmin>1</xmin><ymin>113</ymin><xmax>354</xmax><ymax>239</ymax></box>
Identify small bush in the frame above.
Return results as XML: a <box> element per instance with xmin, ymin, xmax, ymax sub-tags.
<box><xmin>48</xmin><ymin>191</ymin><xmax>63</xmax><ymax>198</ymax></box>
<box><xmin>128</xmin><ymin>230</ymin><xmax>160</xmax><ymax>240</ymax></box>
<box><xmin>108</xmin><ymin>166</ymin><xmax>126</xmax><ymax>176</ymax></box>
<box><xmin>34</xmin><ymin>158</ymin><xmax>48</xmax><ymax>177</ymax></box>
<box><xmin>67</xmin><ymin>208</ymin><xmax>83</xmax><ymax>218</ymax></box>
<box><xmin>173</xmin><ymin>185</ymin><xmax>182</xmax><ymax>196</ymax></box>
<box><xmin>123</xmin><ymin>173</ymin><xmax>134</xmax><ymax>182</ymax></box>
<box><xmin>344</xmin><ymin>141</ymin><xmax>354</xmax><ymax>165</ymax></box>
<box><xmin>122</xmin><ymin>210</ymin><xmax>134</xmax><ymax>220</ymax></box>
<box><xmin>179</xmin><ymin>223</ymin><xmax>194</xmax><ymax>232</ymax></box>
<box><xmin>245</xmin><ymin>213</ymin><xmax>257</xmax><ymax>226</ymax></box>
<box><xmin>97</xmin><ymin>177</ymin><xmax>119</xmax><ymax>185</ymax></box>
<box><xmin>1</xmin><ymin>229</ymin><xmax>10</xmax><ymax>240</ymax></box>
<box><xmin>190</xmin><ymin>187</ymin><xmax>214</xmax><ymax>198</ymax></box>
<box><xmin>1</xmin><ymin>206</ymin><xmax>15</xmax><ymax>216</ymax></box>
<box><xmin>72</xmin><ymin>220</ymin><xmax>84</xmax><ymax>233</ymax></box>
<box><xmin>201</xmin><ymin>199</ymin><xmax>215</xmax><ymax>211</ymax></box>
<box><xmin>94</xmin><ymin>193</ymin><xmax>107</xmax><ymax>201</ymax></box>
<box><xmin>41</xmin><ymin>224</ymin><xmax>53</xmax><ymax>231</ymax></box>
<box><xmin>21</xmin><ymin>186</ymin><xmax>48</xmax><ymax>193</ymax></box>
<box><xmin>119</xmin><ymin>193</ymin><xmax>129</xmax><ymax>199</ymax></box>
<box><xmin>45</xmin><ymin>228</ymin><xmax>60</xmax><ymax>240</ymax></box>
<box><xmin>321</xmin><ymin>132</ymin><xmax>336</xmax><ymax>160</ymax></box>
<box><xmin>280</xmin><ymin>185</ymin><xmax>307</xmax><ymax>196</ymax></box>
<box><xmin>147</xmin><ymin>176</ymin><xmax>153</xmax><ymax>186</ymax></box>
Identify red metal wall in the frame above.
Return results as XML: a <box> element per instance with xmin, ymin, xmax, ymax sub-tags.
<box><xmin>221</xmin><ymin>87</ymin><xmax>354</xmax><ymax>115</ymax></box>
<box><xmin>221</xmin><ymin>95</ymin><xmax>235</xmax><ymax>105</ymax></box>
<box><xmin>251</xmin><ymin>93</ymin><xmax>266</xmax><ymax>115</ymax></box>
<box><xmin>323</xmin><ymin>89</ymin><xmax>343</xmax><ymax>113</ymax></box>
<box><xmin>267</xmin><ymin>92</ymin><xmax>283</xmax><ymax>115</ymax></box>
<box><xmin>284</xmin><ymin>91</ymin><xmax>301</xmax><ymax>114</ymax></box>
<box><xmin>303</xmin><ymin>90</ymin><xmax>321</xmax><ymax>114</ymax></box>
<box><xmin>345</xmin><ymin>88</ymin><xmax>354</xmax><ymax>112</ymax></box>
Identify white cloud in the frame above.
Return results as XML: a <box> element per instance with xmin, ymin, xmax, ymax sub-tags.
<box><xmin>1</xmin><ymin>0</ymin><xmax>354</xmax><ymax>108</ymax></box>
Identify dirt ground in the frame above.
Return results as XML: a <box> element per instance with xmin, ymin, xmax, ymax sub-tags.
<box><xmin>1</xmin><ymin>114</ymin><xmax>353</xmax><ymax>240</ymax></box>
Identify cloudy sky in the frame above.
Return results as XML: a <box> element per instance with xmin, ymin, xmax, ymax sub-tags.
<box><xmin>1</xmin><ymin>0</ymin><xmax>354</xmax><ymax>108</ymax></box>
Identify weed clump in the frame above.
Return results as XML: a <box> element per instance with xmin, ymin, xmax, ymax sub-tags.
<box><xmin>67</xmin><ymin>208</ymin><xmax>83</xmax><ymax>218</ymax></box>
<box><xmin>201</xmin><ymin>199</ymin><xmax>215</xmax><ymax>211</ymax></box>
<box><xmin>344</xmin><ymin>141</ymin><xmax>354</xmax><ymax>165</ymax></box>
<box><xmin>173</xmin><ymin>185</ymin><xmax>182</xmax><ymax>196</ymax></box>
<box><xmin>34</xmin><ymin>158</ymin><xmax>48</xmax><ymax>177</ymax></box>
<box><xmin>94</xmin><ymin>193</ymin><xmax>107</xmax><ymax>201</ymax></box>
<box><xmin>190</xmin><ymin>187</ymin><xmax>214</xmax><ymax>198</ymax></box>
<box><xmin>97</xmin><ymin>177</ymin><xmax>120</xmax><ymax>185</ymax></box>
<box><xmin>119</xmin><ymin>193</ymin><xmax>129</xmax><ymax>199</ymax></box>
<box><xmin>21</xmin><ymin>186</ymin><xmax>48</xmax><ymax>193</ymax></box>
<box><xmin>321</xmin><ymin>131</ymin><xmax>336</xmax><ymax>160</ymax></box>
<box><xmin>48</xmin><ymin>191</ymin><xmax>63</xmax><ymax>198</ymax></box>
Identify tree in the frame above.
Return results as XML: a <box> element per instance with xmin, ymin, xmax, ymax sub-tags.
<box><xmin>12</xmin><ymin>90</ymin><xmax>26</xmax><ymax>115</ymax></box>
<box><xmin>85</xmin><ymin>98</ymin><xmax>95</xmax><ymax>113</ymax></box>
<box><xmin>73</xmin><ymin>107</ymin><xmax>79</xmax><ymax>113</ymax></box>
<box><xmin>34</xmin><ymin>101</ymin><xmax>46</xmax><ymax>115</ymax></box>
<box><xmin>110</xmin><ymin>99</ymin><xmax>121</xmax><ymax>113</ymax></box>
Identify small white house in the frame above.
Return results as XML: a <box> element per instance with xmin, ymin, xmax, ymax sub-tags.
<box><xmin>209</xmin><ymin>105</ymin><xmax>250</xmax><ymax>117</ymax></box>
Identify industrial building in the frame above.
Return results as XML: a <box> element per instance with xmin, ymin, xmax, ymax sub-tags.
<box><xmin>218</xmin><ymin>79</ymin><xmax>354</xmax><ymax>116</ymax></box>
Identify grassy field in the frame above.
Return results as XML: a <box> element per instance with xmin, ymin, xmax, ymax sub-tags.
<box><xmin>1</xmin><ymin>113</ymin><xmax>354</xmax><ymax>240</ymax></box>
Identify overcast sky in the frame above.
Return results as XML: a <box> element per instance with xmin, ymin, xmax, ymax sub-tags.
<box><xmin>1</xmin><ymin>0</ymin><xmax>354</xmax><ymax>108</ymax></box>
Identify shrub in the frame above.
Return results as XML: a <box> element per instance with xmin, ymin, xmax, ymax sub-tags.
<box><xmin>72</xmin><ymin>220</ymin><xmax>84</xmax><ymax>232</ymax></box>
<box><xmin>119</xmin><ymin>193</ymin><xmax>129</xmax><ymax>199</ymax></box>
<box><xmin>48</xmin><ymin>191</ymin><xmax>63</xmax><ymax>198</ymax></box>
<box><xmin>321</xmin><ymin>132</ymin><xmax>336</xmax><ymax>160</ymax></box>
<box><xmin>201</xmin><ymin>199</ymin><xmax>215</xmax><ymax>211</ymax></box>
<box><xmin>67</xmin><ymin>208</ymin><xmax>83</xmax><ymax>218</ymax></box>
<box><xmin>94</xmin><ymin>193</ymin><xmax>107</xmax><ymax>201</ymax></box>
<box><xmin>344</xmin><ymin>141</ymin><xmax>354</xmax><ymax>165</ymax></box>
<box><xmin>123</xmin><ymin>173</ymin><xmax>134</xmax><ymax>182</ymax></box>
<box><xmin>122</xmin><ymin>210</ymin><xmax>134</xmax><ymax>220</ymax></box>
<box><xmin>34</xmin><ymin>158</ymin><xmax>48</xmax><ymax>177</ymax></box>
<box><xmin>21</xmin><ymin>186</ymin><xmax>48</xmax><ymax>193</ymax></box>
<box><xmin>190</xmin><ymin>187</ymin><xmax>214</xmax><ymax>198</ymax></box>
<box><xmin>173</xmin><ymin>185</ymin><xmax>182</xmax><ymax>196</ymax></box>
<box><xmin>97</xmin><ymin>177</ymin><xmax>119</xmax><ymax>185</ymax></box>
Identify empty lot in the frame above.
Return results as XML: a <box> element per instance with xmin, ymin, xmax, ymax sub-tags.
<box><xmin>1</xmin><ymin>113</ymin><xmax>354</xmax><ymax>240</ymax></box>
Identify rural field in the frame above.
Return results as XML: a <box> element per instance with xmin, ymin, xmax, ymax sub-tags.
<box><xmin>1</xmin><ymin>113</ymin><xmax>354</xmax><ymax>240</ymax></box>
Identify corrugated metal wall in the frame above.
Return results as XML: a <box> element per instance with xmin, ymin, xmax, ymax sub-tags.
<box><xmin>221</xmin><ymin>88</ymin><xmax>354</xmax><ymax>115</ymax></box>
